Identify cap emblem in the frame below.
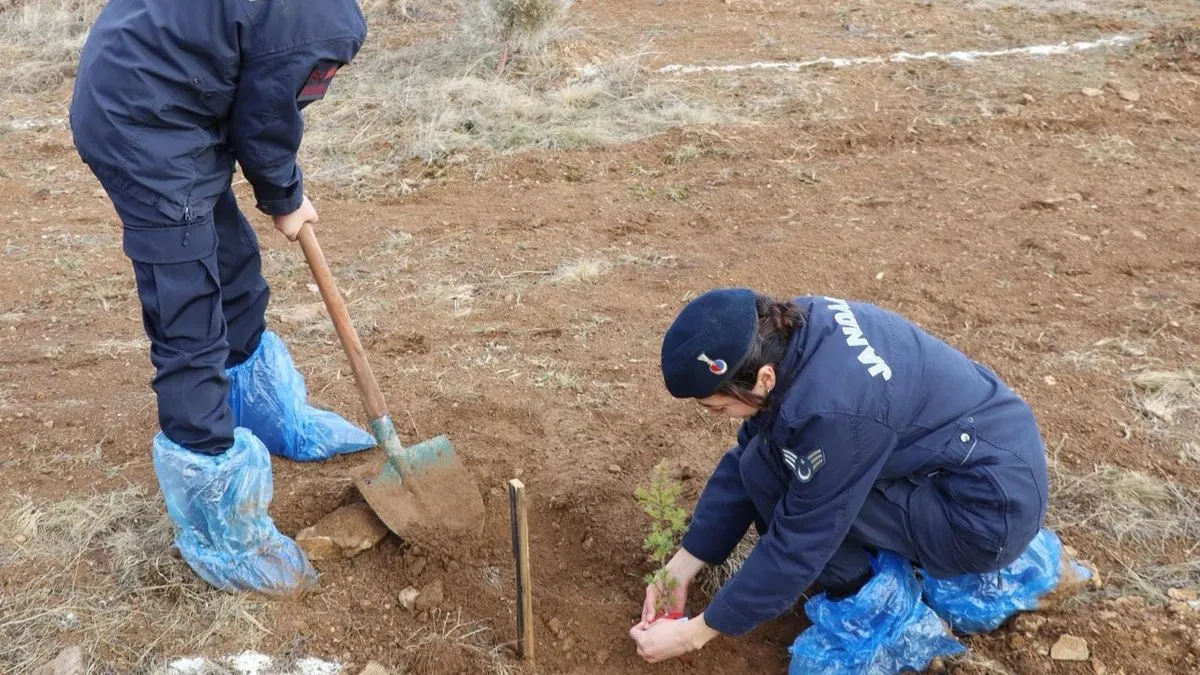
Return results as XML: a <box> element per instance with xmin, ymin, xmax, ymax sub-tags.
<box><xmin>697</xmin><ymin>353</ymin><xmax>728</xmax><ymax>376</ymax></box>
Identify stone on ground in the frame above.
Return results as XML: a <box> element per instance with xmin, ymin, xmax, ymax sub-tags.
<box><xmin>1051</xmin><ymin>634</ymin><xmax>1090</xmax><ymax>661</ymax></box>
<box><xmin>33</xmin><ymin>646</ymin><xmax>84</xmax><ymax>675</ymax></box>
<box><xmin>297</xmin><ymin>502</ymin><xmax>389</xmax><ymax>561</ymax></box>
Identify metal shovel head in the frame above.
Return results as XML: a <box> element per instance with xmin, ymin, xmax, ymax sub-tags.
<box><xmin>350</xmin><ymin>434</ymin><xmax>486</xmax><ymax>540</ymax></box>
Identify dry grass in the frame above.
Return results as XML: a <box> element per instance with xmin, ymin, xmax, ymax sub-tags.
<box><xmin>698</xmin><ymin>533</ymin><xmax>758</xmax><ymax>599</ymax></box>
<box><xmin>399</xmin><ymin>611</ymin><xmax>513</xmax><ymax>675</ymax></box>
<box><xmin>548</xmin><ymin>258</ymin><xmax>609</xmax><ymax>284</ymax></box>
<box><xmin>1130</xmin><ymin>370</ymin><xmax>1198</xmax><ymax>424</ymax></box>
<box><xmin>1</xmin><ymin>488</ymin><xmax>265</xmax><ymax>672</ymax></box>
<box><xmin>300</xmin><ymin>4</ymin><xmax>723</xmax><ymax>194</ymax></box>
<box><xmin>0</xmin><ymin>0</ymin><xmax>100</xmax><ymax>93</ymax></box>
<box><xmin>1049</xmin><ymin>464</ymin><xmax>1200</xmax><ymax>597</ymax></box>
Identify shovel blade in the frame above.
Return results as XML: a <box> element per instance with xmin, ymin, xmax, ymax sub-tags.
<box><xmin>350</xmin><ymin>435</ymin><xmax>486</xmax><ymax>540</ymax></box>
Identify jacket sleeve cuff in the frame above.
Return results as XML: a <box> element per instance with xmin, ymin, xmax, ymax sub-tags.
<box><xmin>252</xmin><ymin>169</ymin><xmax>304</xmax><ymax>216</ymax></box>
<box><xmin>702</xmin><ymin>595</ymin><xmax>755</xmax><ymax>637</ymax></box>
<box><xmin>681</xmin><ymin>528</ymin><xmax>736</xmax><ymax>567</ymax></box>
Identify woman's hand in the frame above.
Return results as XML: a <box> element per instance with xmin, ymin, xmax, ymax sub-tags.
<box><xmin>642</xmin><ymin>572</ymin><xmax>689</xmax><ymax>624</ymax></box>
<box><xmin>641</xmin><ymin>548</ymin><xmax>707</xmax><ymax>623</ymax></box>
<box><xmin>629</xmin><ymin>614</ymin><xmax>720</xmax><ymax>663</ymax></box>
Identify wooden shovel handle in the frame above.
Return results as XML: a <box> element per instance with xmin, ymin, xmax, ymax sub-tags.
<box><xmin>296</xmin><ymin>223</ymin><xmax>389</xmax><ymax>422</ymax></box>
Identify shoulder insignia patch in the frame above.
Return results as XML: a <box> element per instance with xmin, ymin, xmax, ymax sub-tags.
<box><xmin>297</xmin><ymin>62</ymin><xmax>342</xmax><ymax>104</ymax></box>
<box><xmin>781</xmin><ymin>447</ymin><xmax>826</xmax><ymax>483</ymax></box>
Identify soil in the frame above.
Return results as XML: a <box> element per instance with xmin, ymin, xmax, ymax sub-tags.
<box><xmin>2</xmin><ymin>0</ymin><xmax>1200</xmax><ymax>674</ymax></box>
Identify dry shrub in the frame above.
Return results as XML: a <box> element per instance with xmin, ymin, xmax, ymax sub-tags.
<box><xmin>0</xmin><ymin>0</ymin><xmax>101</xmax><ymax>93</ymax></box>
<box><xmin>0</xmin><ymin>488</ymin><xmax>265</xmax><ymax>672</ymax></box>
<box><xmin>1130</xmin><ymin>370</ymin><xmax>1198</xmax><ymax>425</ymax></box>
<box><xmin>1049</xmin><ymin>464</ymin><xmax>1200</xmax><ymax>597</ymax></box>
<box><xmin>698</xmin><ymin>533</ymin><xmax>758</xmax><ymax>599</ymax></box>
<box><xmin>299</xmin><ymin>5</ymin><xmax>722</xmax><ymax>195</ymax></box>
<box><xmin>1147</xmin><ymin>22</ymin><xmax>1200</xmax><ymax>73</ymax></box>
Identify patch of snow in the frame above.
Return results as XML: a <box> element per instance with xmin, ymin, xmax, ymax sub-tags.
<box><xmin>161</xmin><ymin>652</ymin><xmax>343</xmax><ymax>675</ymax></box>
<box><xmin>657</xmin><ymin>35</ymin><xmax>1138</xmax><ymax>74</ymax></box>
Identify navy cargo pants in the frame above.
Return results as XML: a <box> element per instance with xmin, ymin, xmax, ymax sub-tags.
<box><xmin>105</xmin><ymin>183</ymin><xmax>269</xmax><ymax>455</ymax></box>
<box><xmin>814</xmin><ymin>475</ymin><xmax>1030</xmax><ymax>597</ymax></box>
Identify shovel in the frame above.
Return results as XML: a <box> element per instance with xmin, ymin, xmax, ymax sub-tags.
<box><xmin>296</xmin><ymin>223</ymin><xmax>486</xmax><ymax>540</ymax></box>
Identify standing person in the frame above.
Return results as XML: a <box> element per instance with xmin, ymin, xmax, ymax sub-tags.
<box><xmin>69</xmin><ymin>0</ymin><xmax>375</xmax><ymax>597</ymax></box>
<box><xmin>629</xmin><ymin>288</ymin><xmax>1084</xmax><ymax>668</ymax></box>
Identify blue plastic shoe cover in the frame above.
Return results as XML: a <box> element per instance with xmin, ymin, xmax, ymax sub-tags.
<box><xmin>151</xmin><ymin>428</ymin><xmax>319</xmax><ymax>597</ymax></box>
<box><xmin>921</xmin><ymin>528</ymin><xmax>1092</xmax><ymax>634</ymax></box>
<box><xmin>228</xmin><ymin>330</ymin><xmax>375</xmax><ymax>462</ymax></box>
<box><xmin>789</xmin><ymin>551</ymin><xmax>966</xmax><ymax>675</ymax></box>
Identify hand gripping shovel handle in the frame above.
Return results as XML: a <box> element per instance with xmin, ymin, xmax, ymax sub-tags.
<box><xmin>296</xmin><ymin>223</ymin><xmax>408</xmax><ymax>467</ymax></box>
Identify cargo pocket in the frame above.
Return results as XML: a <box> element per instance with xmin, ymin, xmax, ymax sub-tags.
<box><xmin>122</xmin><ymin>219</ymin><xmax>218</xmax><ymax>266</ymax></box>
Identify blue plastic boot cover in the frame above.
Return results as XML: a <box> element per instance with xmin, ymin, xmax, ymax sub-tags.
<box><xmin>152</xmin><ymin>428</ymin><xmax>319</xmax><ymax>596</ymax></box>
<box><xmin>789</xmin><ymin>551</ymin><xmax>966</xmax><ymax>675</ymax></box>
<box><xmin>228</xmin><ymin>330</ymin><xmax>375</xmax><ymax>462</ymax></box>
<box><xmin>921</xmin><ymin>528</ymin><xmax>1092</xmax><ymax>634</ymax></box>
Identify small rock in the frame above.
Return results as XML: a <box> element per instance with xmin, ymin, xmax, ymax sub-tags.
<box><xmin>547</xmin><ymin>617</ymin><xmax>566</xmax><ymax>638</ymax></box>
<box><xmin>1044</xmin><ymin>375</ymin><xmax>1057</xmax><ymax>386</ymax></box>
<box><xmin>446</xmin><ymin>560</ymin><xmax>461</xmax><ymax>574</ymax></box>
<box><xmin>13</xmin><ymin>534</ymin><xmax>27</xmax><ymax>545</ymax></box>
<box><xmin>560</xmin><ymin>636</ymin><xmax>575</xmax><ymax>653</ymax></box>
<box><xmin>607</xmin><ymin>464</ymin><xmax>621</xmax><ymax>474</ymax></box>
<box><xmin>1117</xmin><ymin>88</ymin><xmax>1140</xmax><ymax>102</ymax></box>
<box><xmin>594</xmin><ymin>650</ymin><xmax>610</xmax><ymax>665</ymax></box>
<box><xmin>398</xmin><ymin>587</ymin><xmax>420</xmax><ymax>611</ymax></box>
<box><xmin>1081</xmin><ymin>88</ymin><xmax>1104</xmax><ymax>97</ymax></box>
<box><xmin>296</xmin><ymin>503</ymin><xmax>389</xmax><ymax>561</ymax></box>
<box><xmin>1131</xmin><ymin>229</ymin><xmax>1148</xmax><ymax>240</ymax></box>
<box><xmin>1168</xmin><ymin>601</ymin><xmax>1192</xmax><ymax>615</ymax></box>
<box><xmin>1051</xmin><ymin>634</ymin><xmax>1090</xmax><ymax>661</ymax></box>
<box><xmin>1020</xmin><ymin>93</ymin><xmax>1035</xmax><ymax>104</ymax></box>
<box><xmin>513</xmin><ymin>468</ymin><xmax>523</xmax><ymax>478</ymax></box>
<box><xmin>1190</xmin><ymin>638</ymin><xmax>1200</xmax><ymax>656</ymax></box>
<box><xmin>410</xmin><ymin>557</ymin><xmax>427</xmax><ymax>577</ymax></box>
<box><xmin>32</xmin><ymin>646</ymin><xmax>84</xmax><ymax>675</ymax></box>
<box><xmin>1168</xmin><ymin>589</ymin><xmax>1198</xmax><ymax>602</ymax></box>
<box><xmin>1092</xmin><ymin>658</ymin><xmax>1108</xmax><ymax>675</ymax></box>
<box><xmin>358</xmin><ymin>663</ymin><xmax>391</xmax><ymax>675</ymax></box>
<box><xmin>415</xmin><ymin>580</ymin><xmax>444</xmax><ymax>611</ymax></box>
<box><xmin>1098</xmin><ymin>611</ymin><xmax>1119</xmax><ymax>621</ymax></box>
<box><xmin>1064</xmin><ymin>545</ymin><xmax>1078</xmax><ymax>557</ymax></box>
<box><xmin>1037</xmin><ymin>645</ymin><xmax>1051</xmax><ymax>657</ymax></box>
<box><xmin>582</xmin><ymin>536</ymin><xmax>594</xmax><ymax>551</ymax></box>
<box><xmin>1010</xmin><ymin>634</ymin><xmax>1029</xmax><ymax>649</ymax></box>
<box><xmin>44</xmin><ymin>420</ymin><xmax>54</xmax><ymax>429</ymax></box>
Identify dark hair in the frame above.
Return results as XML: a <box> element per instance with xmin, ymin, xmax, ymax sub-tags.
<box><xmin>717</xmin><ymin>295</ymin><xmax>803</xmax><ymax>409</ymax></box>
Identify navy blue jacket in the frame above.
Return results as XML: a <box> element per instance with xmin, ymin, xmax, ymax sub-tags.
<box><xmin>682</xmin><ymin>296</ymin><xmax>1050</xmax><ymax>636</ymax></box>
<box><xmin>70</xmin><ymin>0</ymin><xmax>365</xmax><ymax>224</ymax></box>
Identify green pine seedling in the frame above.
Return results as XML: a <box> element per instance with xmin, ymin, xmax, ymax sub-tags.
<box><xmin>635</xmin><ymin>460</ymin><xmax>688</xmax><ymax>615</ymax></box>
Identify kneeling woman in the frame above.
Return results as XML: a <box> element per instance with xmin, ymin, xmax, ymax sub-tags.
<box><xmin>629</xmin><ymin>288</ymin><xmax>1062</xmax><ymax>664</ymax></box>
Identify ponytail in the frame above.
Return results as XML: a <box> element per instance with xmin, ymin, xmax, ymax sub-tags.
<box><xmin>717</xmin><ymin>295</ymin><xmax>803</xmax><ymax>408</ymax></box>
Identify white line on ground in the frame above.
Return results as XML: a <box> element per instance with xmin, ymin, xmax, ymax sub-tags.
<box><xmin>656</xmin><ymin>35</ymin><xmax>1139</xmax><ymax>74</ymax></box>
<box><xmin>162</xmin><ymin>652</ymin><xmax>343</xmax><ymax>675</ymax></box>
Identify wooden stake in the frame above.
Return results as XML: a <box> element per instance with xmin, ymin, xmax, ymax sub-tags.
<box><xmin>508</xmin><ymin>479</ymin><xmax>535</xmax><ymax>662</ymax></box>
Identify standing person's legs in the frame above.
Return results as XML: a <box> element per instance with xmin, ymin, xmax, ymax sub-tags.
<box><xmin>90</xmin><ymin>175</ymin><xmax>317</xmax><ymax>597</ymax></box>
<box><xmin>213</xmin><ymin>185</ymin><xmax>377</xmax><ymax>463</ymax></box>
<box><xmin>212</xmin><ymin>187</ymin><xmax>270</xmax><ymax>368</ymax></box>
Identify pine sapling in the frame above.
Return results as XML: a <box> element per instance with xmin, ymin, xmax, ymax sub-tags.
<box><xmin>635</xmin><ymin>460</ymin><xmax>688</xmax><ymax>616</ymax></box>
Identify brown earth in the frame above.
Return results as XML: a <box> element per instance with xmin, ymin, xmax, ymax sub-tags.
<box><xmin>2</xmin><ymin>0</ymin><xmax>1200</xmax><ymax>673</ymax></box>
